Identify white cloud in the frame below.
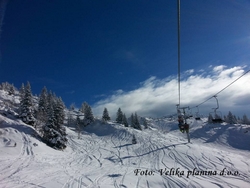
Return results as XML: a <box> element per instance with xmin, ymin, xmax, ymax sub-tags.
<box><xmin>213</xmin><ymin>65</ymin><xmax>227</xmax><ymax>72</ymax></box>
<box><xmin>185</xmin><ymin>69</ymin><xmax>194</xmax><ymax>75</ymax></box>
<box><xmin>93</xmin><ymin>65</ymin><xmax>250</xmax><ymax>119</ymax></box>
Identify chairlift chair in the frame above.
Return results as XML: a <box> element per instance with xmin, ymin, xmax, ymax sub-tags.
<box><xmin>209</xmin><ymin>96</ymin><xmax>223</xmax><ymax>123</ymax></box>
<box><xmin>209</xmin><ymin>111</ymin><xmax>223</xmax><ymax>123</ymax></box>
<box><xmin>187</xmin><ymin>107</ymin><xmax>193</xmax><ymax>118</ymax></box>
<box><xmin>177</xmin><ymin>105</ymin><xmax>190</xmax><ymax>133</ymax></box>
<box><xmin>195</xmin><ymin>106</ymin><xmax>201</xmax><ymax>120</ymax></box>
<box><xmin>195</xmin><ymin>114</ymin><xmax>201</xmax><ymax>120</ymax></box>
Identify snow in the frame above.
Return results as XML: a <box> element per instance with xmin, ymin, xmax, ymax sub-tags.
<box><xmin>0</xmin><ymin>87</ymin><xmax>250</xmax><ymax>188</ymax></box>
<box><xmin>0</xmin><ymin>112</ymin><xmax>250</xmax><ymax>188</ymax></box>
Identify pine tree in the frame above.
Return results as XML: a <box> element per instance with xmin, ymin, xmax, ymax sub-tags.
<box><xmin>54</xmin><ymin>97</ymin><xmax>65</xmax><ymax>132</ymax></box>
<box><xmin>69</xmin><ymin>103</ymin><xmax>75</xmax><ymax>111</ymax></box>
<box><xmin>43</xmin><ymin>103</ymin><xmax>56</xmax><ymax>138</ymax></box>
<box><xmin>233</xmin><ymin>115</ymin><xmax>237</xmax><ymax>124</ymax></box>
<box><xmin>43</xmin><ymin>99</ymin><xmax>67</xmax><ymax>150</ymax></box>
<box><xmin>237</xmin><ymin>116</ymin><xmax>241</xmax><ymax>122</ymax></box>
<box><xmin>116</xmin><ymin>108</ymin><xmax>123</xmax><ymax>124</ymax></box>
<box><xmin>122</xmin><ymin>113</ymin><xmax>128</xmax><ymax>127</ymax></box>
<box><xmin>130</xmin><ymin>113</ymin><xmax>135</xmax><ymax>127</ymax></box>
<box><xmin>0</xmin><ymin>82</ymin><xmax>15</xmax><ymax>95</ymax></box>
<box><xmin>19</xmin><ymin>83</ymin><xmax>25</xmax><ymax>99</ymax></box>
<box><xmin>47</xmin><ymin>91</ymin><xmax>55</xmax><ymax>108</ymax></box>
<box><xmin>37</xmin><ymin>86</ymin><xmax>48</xmax><ymax>123</ymax></box>
<box><xmin>38</xmin><ymin>87</ymin><xmax>48</xmax><ymax>112</ymax></box>
<box><xmin>9</xmin><ymin>84</ymin><xmax>15</xmax><ymax>95</ymax></box>
<box><xmin>227</xmin><ymin>111</ymin><xmax>237</xmax><ymax>124</ymax></box>
<box><xmin>80</xmin><ymin>102</ymin><xmax>88</xmax><ymax>114</ymax></box>
<box><xmin>67</xmin><ymin>110</ymin><xmax>74</xmax><ymax>126</ymax></box>
<box><xmin>102</xmin><ymin>108</ymin><xmax>110</xmax><ymax>122</ymax></box>
<box><xmin>133</xmin><ymin>113</ymin><xmax>142</xmax><ymax>130</ymax></box>
<box><xmin>19</xmin><ymin>82</ymin><xmax>35</xmax><ymax>126</ymax></box>
<box><xmin>242</xmin><ymin>114</ymin><xmax>250</xmax><ymax>125</ymax></box>
<box><xmin>83</xmin><ymin>103</ymin><xmax>94</xmax><ymax>126</ymax></box>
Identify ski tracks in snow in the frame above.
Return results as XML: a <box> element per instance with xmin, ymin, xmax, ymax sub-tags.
<box><xmin>0</xmin><ymin>131</ymin><xmax>35</xmax><ymax>187</ymax></box>
<box><xmin>2</xmin><ymin>122</ymin><xmax>250</xmax><ymax>188</ymax></box>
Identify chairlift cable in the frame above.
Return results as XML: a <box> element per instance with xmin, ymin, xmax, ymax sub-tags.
<box><xmin>192</xmin><ymin>68</ymin><xmax>250</xmax><ymax>109</ymax></box>
<box><xmin>177</xmin><ymin>0</ymin><xmax>181</xmax><ymax>106</ymax></box>
<box><xmin>213</xmin><ymin>69</ymin><xmax>250</xmax><ymax>97</ymax></box>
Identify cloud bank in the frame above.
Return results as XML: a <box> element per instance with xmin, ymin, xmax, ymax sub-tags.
<box><xmin>93</xmin><ymin>65</ymin><xmax>250</xmax><ymax>119</ymax></box>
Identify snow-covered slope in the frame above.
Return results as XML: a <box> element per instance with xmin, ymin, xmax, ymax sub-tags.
<box><xmin>1</xmin><ymin>112</ymin><xmax>250</xmax><ymax>188</ymax></box>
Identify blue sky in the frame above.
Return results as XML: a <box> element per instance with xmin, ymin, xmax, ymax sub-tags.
<box><xmin>0</xmin><ymin>0</ymin><xmax>250</xmax><ymax>118</ymax></box>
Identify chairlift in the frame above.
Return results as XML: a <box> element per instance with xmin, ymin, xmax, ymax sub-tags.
<box><xmin>195</xmin><ymin>106</ymin><xmax>201</xmax><ymax>120</ymax></box>
<box><xmin>209</xmin><ymin>96</ymin><xmax>223</xmax><ymax>123</ymax></box>
<box><xmin>177</xmin><ymin>105</ymin><xmax>190</xmax><ymax>133</ymax></box>
<box><xmin>187</xmin><ymin>107</ymin><xmax>193</xmax><ymax>118</ymax></box>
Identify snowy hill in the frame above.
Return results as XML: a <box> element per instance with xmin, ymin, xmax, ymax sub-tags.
<box><xmin>0</xmin><ymin>85</ymin><xmax>250</xmax><ymax>187</ymax></box>
<box><xmin>1</xmin><ymin>112</ymin><xmax>250</xmax><ymax>187</ymax></box>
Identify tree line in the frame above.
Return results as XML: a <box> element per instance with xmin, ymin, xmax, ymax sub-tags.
<box><xmin>208</xmin><ymin>110</ymin><xmax>250</xmax><ymax>125</ymax></box>
<box><xmin>102</xmin><ymin>107</ymin><xmax>148</xmax><ymax>130</ymax></box>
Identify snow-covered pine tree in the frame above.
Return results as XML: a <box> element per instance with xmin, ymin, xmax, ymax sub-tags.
<box><xmin>47</xmin><ymin>91</ymin><xmax>54</xmax><ymax>107</ymax></box>
<box><xmin>37</xmin><ymin>86</ymin><xmax>48</xmax><ymax>123</ymax></box>
<box><xmin>9</xmin><ymin>83</ymin><xmax>15</xmax><ymax>95</ymax></box>
<box><xmin>43</xmin><ymin>101</ymin><xmax>67</xmax><ymax>150</ymax></box>
<box><xmin>0</xmin><ymin>82</ymin><xmax>15</xmax><ymax>95</ymax></box>
<box><xmin>38</xmin><ymin>87</ymin><xmax>48</xmax><ymax>111</ymax></box>
<box><xmin>116</xmin><ymin>108</ymin><xmax>123</xmax><ymax>124</ymax></box>
<box><xmin>130</xmin><ymin>113</ymin><xmax>135</xmax><ymax>127</ymax></box>
<box><xmin>69</xmin><ymin>103</ymin><xmax>75</xmax><ymax>111</ymax></box>
<box><xmin>19</xmin><ymin>82</ymin><xmax>36</xmax><ymax>126</ymax></box>
<box><xmin>133</xmin><ymin>113</ymin><xmax>142</xmax><ymax>130</ymax></box>
<box><xmin>76</xmin><ymin>115</ymin><xmax>81</xmax><ymax>126</ymax></box>
<box><xmin>122</xmin><ymin>113</ymin><xmax>128</xmax><ymax>127</ymax></box>
<box><xmin>0</xmin><ymin>82</ymin><xmax>3</xmax><ymax>90</ymax></box>
<box><xmin>237</xmin><ymin>116</ymin><xmax>241</xmax><ymax>123</ymax></box>
<box><xmin>83</xmin><ymin>103</ymin><xmax>94</xmax><ymax>126</ymax></box>
<box><xmin>54</xmin><ymin>97</ymin><xmax>66</xmax><ymax>134</ymax></box>
<box><xmin>35</xmin><ymin>87</ymin><xmax>49</xmax><ymax>134</ymax></box>
<box><xmin>227</xmin><ymin>111</ymin><xmax>237</xmax><ymax>124</ymax></box>
<box><xmin>242</xmin><ymin>114</ymin><xmax>250</xmax><ymax>125</ymax></box>
<box><xmin>80</xmin><ymin>102</ymin><xmax>88</xmax><ymax>114</ymax></box>
<box><xmin>102</xmin><ymin>107</ymin><xmax>110</xmax><ymax>122</ymax></box>
<box><xmin>233</xmin><ymin>115</ymin><xmax>237</xmax><ymax>124</ymax></box>
<box><xmin>67</xmin><ymin>110</ymin><xmax>74</xmax><ymax>126</ymax></box>
<box><xmin>19</xmin><ymin>83</ymin><xmax>25</xmax><ymax>99</ymax></box>
<box><xmin>43</xmin><ymin>103</ymin><xmax>56</xmax><ymax>138</ymax></box>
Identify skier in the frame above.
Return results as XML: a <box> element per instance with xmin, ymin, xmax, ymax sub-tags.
<box><xmin>178</xmin><ymin>115</ymin><xmax>185</xmax><ymax>133</ymax></box>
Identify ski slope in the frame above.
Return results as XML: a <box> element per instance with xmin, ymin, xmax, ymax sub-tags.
<box><xmin>0</xmin><ymin>114</ymin><xmax>250</xmax><ymax>188</ymax></box>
